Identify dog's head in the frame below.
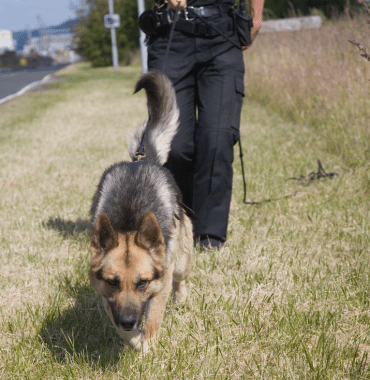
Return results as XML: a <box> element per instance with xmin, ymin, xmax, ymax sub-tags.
<box><xmin>90</xmin><ymin>212</ymin><xmax>166</xmax><ymax>331</ymax></box>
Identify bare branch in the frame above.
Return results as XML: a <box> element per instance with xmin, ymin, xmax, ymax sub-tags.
<box><xmin>349</xmin><ymin>39</ymin><xmax>370</xmax><ymax>61</ymax></box>
<box><xmin>356</xmin><ymin>0</ymin><xmax>370</xmax><ymax>21</ymax></box>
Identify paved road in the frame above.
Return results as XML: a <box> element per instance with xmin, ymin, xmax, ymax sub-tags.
<box><xmin>0</xmin><ymin>63</ymin><xmax>69</xmax><ymax>100</ymax></box>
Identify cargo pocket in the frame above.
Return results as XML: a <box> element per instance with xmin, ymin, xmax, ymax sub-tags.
<box><xmin>230</xmin><ymin>76</ymin><xmax>245</xmax><ymax>145</ymax></box>
<box><xmin>207</xmin><ymin>76</ymin><xmax>245</xmax><ymax>193</ymax></box>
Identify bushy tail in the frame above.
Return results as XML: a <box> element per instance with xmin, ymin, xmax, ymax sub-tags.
<box><xmin>128</xmin><ymin>70</ymin><xmax>179</xmax><ymax>166</ymax></box>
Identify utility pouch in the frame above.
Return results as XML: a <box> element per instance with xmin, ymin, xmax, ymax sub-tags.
<box><xmin>139</xmin><ymin>10</ymin><xmax>159</xmax><ymax>36</ymax></box>
<box><xmin>139</xmin><ymin>2</ymin><xmax>170</xmax><ymax>37</ymax></box>
<box><xmin>233</xmin><ymin>2</ymin><xmax>253</xmax><ymax>47</ymax></box>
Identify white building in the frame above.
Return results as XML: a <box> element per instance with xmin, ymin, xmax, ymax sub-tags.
<box><xmin>0</xmin><ymin>30</ymin><xmax>15</xmax><ymax>54</ymax></box>
<box><xmin>23</xmin><ymin>33</ymin><xmax>74</xmax><ymax>56</ymax></box>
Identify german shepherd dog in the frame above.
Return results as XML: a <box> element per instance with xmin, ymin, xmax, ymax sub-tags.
<box><xmin>89</xmin><ymin>71</ymin><xmax>193</xmax><ymax>352</ymax></box>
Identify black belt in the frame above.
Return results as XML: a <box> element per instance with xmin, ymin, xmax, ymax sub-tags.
<box><xmin>180</xmin><ymin>4</ymin><xmax>232</xmax><ymax>19</ymax></box>
<box><xmin>175</xmin><ymin>17</ymin><xmax>233</xmax><ymax>37</ymax></box>
<box><xmin>162</xmin><ymin>4</ymin><xmax>233</xmax><ymax>37</ymax></box>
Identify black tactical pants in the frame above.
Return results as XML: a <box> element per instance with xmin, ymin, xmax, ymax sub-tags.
<box><xmin>148</xmin><ymin>15</ymin><xmax>245</xmax><ymax>243</ymax></box>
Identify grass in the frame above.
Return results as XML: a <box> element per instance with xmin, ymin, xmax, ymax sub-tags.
<box><xmin>0</xmin><ymin>15</ymin><xmax>370</xmax><ymax>378</ymax></box>
<box><xmin>244</xmin><ymin>15</ymin><xmax>370</xmax><ymax>170</ymax></box>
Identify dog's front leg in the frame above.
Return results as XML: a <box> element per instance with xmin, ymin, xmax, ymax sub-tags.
<box><xmin>142</xmin><ymin>262</ymin><xmax>174</xmax><ymax>352</ymax></box>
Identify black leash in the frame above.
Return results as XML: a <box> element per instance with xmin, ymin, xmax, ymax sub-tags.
<box><xmin>239</xmin><ymin>152</ymin><xmax>339</xmax><ymax>205</ymax></box>
<box><xmin>162</xmin><ymin>3</ymin><xmax>181</xmax><ymax>73</ymax></box>
<box><xmin>135</xmin><ymin>3</ymin><xmax>242</xmax><ymax>162</ymax></box>
<box><xmin>287</xmin><ymin>159</ymin><xmax>339</xmax><ymax>186</ymax></box>
<box><xmin>183</xmin><ymin>8</ymin><xmax>339</xmax><ymax>204</ymax></box>
<box><xmin>137</xmin><ymin>6</ymin><xmax>338</xmax><ymax>207</ymax></box>
<box><xmin>134</xmin><ymin>3</ymin><xmax>181</xmax><ymax>162</ymax></box>
<box><xmin>239</xmin><ymin>137</ymin><xmax>298</xmax><ymax>204</ymax></box>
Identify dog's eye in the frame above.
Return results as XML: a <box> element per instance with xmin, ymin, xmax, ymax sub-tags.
<box><xmin>106</xmin><ymin>278</ymin><xmax>119</xmax><ymax>289</ymax></box>
<box><xmin>137</xmin><ymin>279</ymin><xmax>149</xmax><ymax>290</ymax></box>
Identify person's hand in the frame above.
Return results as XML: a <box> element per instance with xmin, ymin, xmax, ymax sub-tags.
<box><xmin>167</xmin><ymin>0</ymin><xmax>187</xmax><ymax>11</ymax></box>
<box><xmin>242</xmin><ymin>0</ymin><xmax>263</xmax><ymax>51</ymax></box>
<box><xmin>241</xmin><ymin>25</ymin><xmax>261</xmax><ymax>51</ymax></box>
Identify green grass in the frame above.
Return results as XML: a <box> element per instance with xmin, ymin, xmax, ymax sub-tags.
<box><xmin>0</xmin><ymin>56</ymin><xmax>369</xmax><ymax>379</ymax></box>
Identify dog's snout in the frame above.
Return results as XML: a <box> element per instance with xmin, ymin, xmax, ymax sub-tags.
<box><xmin>119</xmin><ymin>313</ymin><xmax>137</xmax><ymax>330</ymax></box>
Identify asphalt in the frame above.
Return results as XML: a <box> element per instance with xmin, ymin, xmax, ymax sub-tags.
<box><xmin>0</xmin><ymin>63</ymin><xmax>69</xmax><ymax>100</ymax></box>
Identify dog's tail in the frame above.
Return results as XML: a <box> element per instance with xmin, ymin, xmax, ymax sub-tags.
<box><xmin>128</xmin><ymin>70</ymin><xmax>179</xmax><ymax>166</ymax></box>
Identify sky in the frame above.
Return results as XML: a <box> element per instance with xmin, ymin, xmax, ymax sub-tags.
<box><xmin>1</xmin><ymin>0</ymin><xmax>77</xmax><ymax>32</ymax></box>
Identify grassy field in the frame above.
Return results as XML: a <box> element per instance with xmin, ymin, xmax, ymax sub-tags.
<box><xmin>0</xmin><ymin>16</ymin><xmax>370</xmax><ymax>379</ymax></box>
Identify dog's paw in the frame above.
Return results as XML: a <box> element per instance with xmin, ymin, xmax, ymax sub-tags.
<box><xmin>141</xmin><ymin>336</ymin><xmax>158</xmax><ymax>354</ymax></box>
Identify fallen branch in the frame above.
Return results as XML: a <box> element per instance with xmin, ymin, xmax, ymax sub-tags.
<box><xmin>348</xmin><ymin>40</ymin><xmax>370</xmax><ymax>61</ymax></box>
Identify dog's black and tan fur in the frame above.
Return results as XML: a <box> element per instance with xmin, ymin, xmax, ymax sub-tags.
<box><xmin>90</xmin><ymin>71</ymin><xmax>192</xmax><ymax>351</ymax></box>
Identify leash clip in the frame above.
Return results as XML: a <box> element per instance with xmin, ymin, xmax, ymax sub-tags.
<box><xmin>133</xmin><ymin>152</ymin><xmax>146</xmax><ymax>162</ymax></box>
<box><xmin>168</xmin><ymin>7</ymin><xmax>182</xmax><ymax>22</ymax></box>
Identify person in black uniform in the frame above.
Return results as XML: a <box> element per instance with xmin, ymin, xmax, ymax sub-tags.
<box><xmin>147</xmin><ymin>0</ymin><xmax>264</xmax><ymax>248</ymax></box>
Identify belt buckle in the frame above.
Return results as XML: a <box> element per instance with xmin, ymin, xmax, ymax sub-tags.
<box><xmin>184</xmin><ymin>7</ymin><xmax>195</xmax><ymax>20</ymax></box>
<box><xmin>197</xmin><ymin>6</ymin><xmax>206</xmax><ymax>17</ymax></box>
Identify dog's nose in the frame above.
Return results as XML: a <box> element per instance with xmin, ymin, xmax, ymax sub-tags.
<box><xmin>119</xmin><ymin>314</ymin><xmax>136</xmax><ymax>330</ymax></box>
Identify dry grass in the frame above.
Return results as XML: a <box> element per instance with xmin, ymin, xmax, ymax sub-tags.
<box><xmin>349</xmin><ymin>1</ymin><xmax>370</xmax><ymax>62</ymax></box>
<box><xmin>0</xmin><ymin>15</ymin><xmax>370</xmax><ymax>378</ymax></box>
<box><xmin>244</xmin><ymin>15</ymin><xmax>370</xmax><ymax>168</ymax></box>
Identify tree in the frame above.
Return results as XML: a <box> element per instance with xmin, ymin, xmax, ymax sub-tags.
<box><xmin>75</xmin><ymin>0</ymin><xmax>140</xmax><ymax>67</ymax></box>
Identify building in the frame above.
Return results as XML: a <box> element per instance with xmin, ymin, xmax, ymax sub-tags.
<box><xmin>13</xmin><ymin>19</ymin><xmax>79</xmax><ymax>52</ymax></box>
<box><xmin>0</xmin><ymin>30</ymin><xmax>15</xmax><ymax>54</ymax></box>
<box><xmin>22</xmin><ymin>33</ymin><xmax>74</xmax><ymax>56</ymax></box>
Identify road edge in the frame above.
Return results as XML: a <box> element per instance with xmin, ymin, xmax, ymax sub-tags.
<box><xmin>0</xmin><ymin>64</ymin><xmax>71</xmax><ymax>106</ymax></box>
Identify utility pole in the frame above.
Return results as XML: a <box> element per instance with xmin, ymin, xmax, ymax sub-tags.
<box><xmin>25</xmin><ymin>24</ymin><xmax>32</xmax><ymax>43</ymax></box>
<box><xmin>105</xmin><ymin>0</ymin><xmax>119</xmax><ymax>69</ymax></box>
<box><xmin>137</xmin><ymin>0</ymin><xmax>148</xmax><ymax>73</ymax></box>
<box><xmin>36</xmin><ymin>14</ymin><xmax>46</xmax><ymax>55</ymax></box>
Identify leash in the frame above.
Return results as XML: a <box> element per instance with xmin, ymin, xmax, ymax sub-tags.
<box><xmin>134</xmin><ymin>3</ymin><xmax>181</xmax><ymax>162</ymax></box>
<box><xmin>239</xmin><ymin>153</ymin><xmax>339</xmax><ymax>205</ymax></box>
<box><xmin>138</xmin><ymin>5</ymin><xmax>338</xmax><ymax>207</ymax></box>
<box><xmin>175</xmin><ymin>10</ymin><xmax>339</xmax><ymax>204</ymax></box>
<box><xmin>287</xmin><ymin>159</ymin><xmax>339</xmax><ymax>185</ymax></box>
<box><xmin>162</xmin><ymin>3</ymin><xmax>181</xmax><ymax>73</ymax></box>
<box><xmin>135</xmin><ymin>2</ymin><xmax>243</xmax><ymax>162</ymax></box>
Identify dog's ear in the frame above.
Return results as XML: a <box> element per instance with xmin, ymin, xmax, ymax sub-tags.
<box><xmin>92</xmin><ymin>214</ymin><xmax>118</xmax><ymax>254</ymax></box>
<box><xmin>136</xmin><ymin>211</ymin><xmax>165</xmax><ymax>255</ymax></box>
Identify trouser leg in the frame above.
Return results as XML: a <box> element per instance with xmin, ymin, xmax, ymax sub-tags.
<box><xmin>148</xmin><ymin>33</ymin><xmax>196</xmax><ymax>212</ymax></box>
<box><xmin>164</xmin><ymin>76</ymin><xmax>196</xmax><ymax>211</ymax></box>
<box><xmin>193</xmin><ymin>47</ymin><xmax>245</xmax><ymax>243</ymax></box>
